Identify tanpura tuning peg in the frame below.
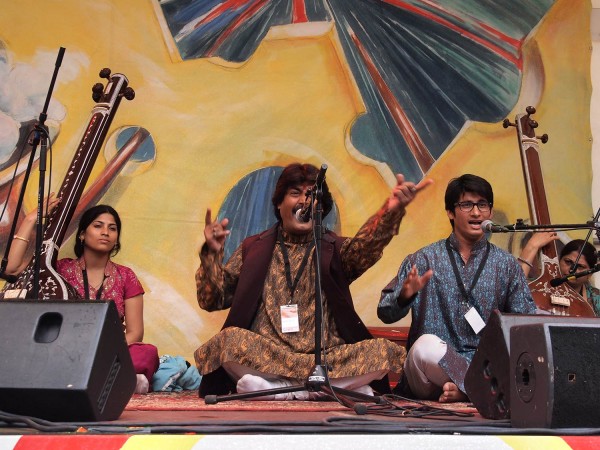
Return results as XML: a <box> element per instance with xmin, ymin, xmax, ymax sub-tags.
<box><xmin>502</xmin><ymin>118</ymin><xmax>515</xmax><ymax>128</ymax></box>
<box><xmin>91</xmin><ymin>83</ymin><xmax>104</xmax><ymax>102</ymax></box>
<box><xmin>122</xmin><ymin>87</ymin><xmax>135</xmax><ymax>101</ymax></box>
<box><xmin>99</xmin><ymin>68</ymin><xmax>111</xmax><ymax>79</ymax></box>
<box><xmin>537</xmin><ymin>133</ymin><xmax>549</xmax><ymax>143</ymax></box>
<box><xmin>526</xmin><ymin>106</ymin><xmax>537</xmax><ymax>115</ymax></box>
<box><xmin>528</xmin><ymin>119</ymin><xmax>538</xmax><ymax>129</ymax></box>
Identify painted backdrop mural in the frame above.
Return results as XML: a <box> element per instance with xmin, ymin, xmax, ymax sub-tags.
<box><xmin>0</xmin><ymin>0</ymin><xmax>593</xmax><ymax>360</ymax></box>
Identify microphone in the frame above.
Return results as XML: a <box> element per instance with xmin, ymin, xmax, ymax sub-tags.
<box><xmin>550</xmin><ymin>276</ymin><xmax>573</xmax><ymax>288</ymax></box>
<box><xmin>295</xmin><ymin>204</ymin><xmax>312</xmax><ymax>223</ymax></box>
<box><xmin>550</xmin><ymin>265</ymin><xmax>600</xmax><ymax>287</ymax></box>
<box><xmin>314</xmin><ymin>164</ymin><xmax>327</xmax><ymax>188</ymax></box>
<box><xmin>481</xmin><ymin>220</ymin><xmax>507</xmax><ymax>233</ymax></box>
<box><xmin>294</xmin><ymin>165</ymin><xmax>328</xmax><ymax>223</ymax></box>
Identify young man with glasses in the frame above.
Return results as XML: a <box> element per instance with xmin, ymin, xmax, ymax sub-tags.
<box><xmin>378</xmin><ymin>174</ymin><xmax>536</xmax><ymax>402</ymax></box>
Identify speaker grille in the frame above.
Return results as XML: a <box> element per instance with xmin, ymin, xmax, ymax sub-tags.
<box><xmin>549</xmin><ymin>326</ymin><xmax>600</xmax><ymax>428</ymax></box>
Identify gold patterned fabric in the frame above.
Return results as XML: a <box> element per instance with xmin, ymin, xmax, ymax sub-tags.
<box><xmin>195</xmin><ymin>203</ymin><xmax>406</xmax><ymax>382</ymax></box>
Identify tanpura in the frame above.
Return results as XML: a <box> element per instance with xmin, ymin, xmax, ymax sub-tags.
<box><xmin>503</xmin><ymin>106</ymin><xmax>594</xmax><ymax>316</ymax></box>
<box><xmin>2</xmin><ymin>68</ymin><xmax>135</xmax><ymax>300</ymax></box>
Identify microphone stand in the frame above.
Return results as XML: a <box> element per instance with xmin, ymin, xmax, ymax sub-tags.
<box><xmin>500</xmin><ymin>218</ymin><xmax>600</xmax><ymax>232</ymax></box>
<box><xmin>0</xmin><ymin>47</ymin><xmax>65</xmax><ymax>296</ymax></box>
<box><xmin>550</xmin><ymin>264</ymin><xmax>600</xmax><ymax>287</ymax></box>
<box><xmin>494</xmin><ymin>214</ymin><xmax>600</xmax><ymax>288</ymax></box>
<box><xmin>205</xmin><ymin>164</ymin><xmax>384</xmax><ymax>407</ymax></box>
<box><xmin>566</xmin><ymin>207</ymin><xmax>600</xmax><ymax>276</ymax></box>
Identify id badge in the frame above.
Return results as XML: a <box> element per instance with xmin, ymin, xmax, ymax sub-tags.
<box><xmin>281</xmin><ymin>304</ymin><xmax>300</xmax><ymax>333</ymax></box>
<box><xmin>464</xmin><ymin>306</ymin><xmax>485</xmax><ymax>334</ymax></box>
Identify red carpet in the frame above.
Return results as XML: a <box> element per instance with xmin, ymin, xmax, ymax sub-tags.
<box><xmin>125</xmin><ymin>390</ymin><xmax>477</xmax><ymax>413</ymax></box>
<box><xmin>125</xmin><ymin>391</ymin><xmax>349</xmax><ymax>411</ymax></box>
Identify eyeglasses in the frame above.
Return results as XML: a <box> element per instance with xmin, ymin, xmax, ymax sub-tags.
<box><xmin>454</xmin><ymin>201</ymin><xmax>492</xmax><ymax>212</ymax></box>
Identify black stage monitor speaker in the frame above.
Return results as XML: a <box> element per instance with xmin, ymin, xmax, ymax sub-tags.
<box><xmin>464</xmin><ymin>310</ymin><xmax>599</xmax><ymax>421</ymax></box>
<box><xmin>0</xmin><ymin>300</ymin><xmax>136</xmax><ymax>421</ymax></box>
<box><xmin>510</xmin><ymin>322</ymin><xmax>600</xmax><ymax>428</ymax></box>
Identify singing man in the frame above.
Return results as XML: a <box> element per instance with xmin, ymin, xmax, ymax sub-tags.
<box><xmin>195</xmin><ymin>162</ymin><xmax>430</xmax><ymax>400</ymax></box>
<box><xmin>378</xmin><ymin>174</ymin><xmax>536</xmax><ymax>402</ymax></box>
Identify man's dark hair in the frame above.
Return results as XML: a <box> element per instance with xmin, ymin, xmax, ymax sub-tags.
<box><xmin>271</xmin><ymin>163</ymin><xmax>333</xmax><ymax>222</ymax></box>
<box><xmin>444</xmin><ymin>174</ymin><xmax>493</xmax><ymax>228</ymax></box>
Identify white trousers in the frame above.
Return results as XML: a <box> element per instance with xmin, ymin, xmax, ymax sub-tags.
<box><xmin>222</xmin><ymin>361</ymin><xmax>387</xmax><ymax>392</ymax></box>
<box><xmin>403</xmin><ymin>334</ymin><xmax>450</xmax><ymax>399</ymax></box>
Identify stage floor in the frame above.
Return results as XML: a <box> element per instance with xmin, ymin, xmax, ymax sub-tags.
<box><xmin>1</xmin><ymin>392</ymin><xmax>600</xmax><ymax>448</ymax></box>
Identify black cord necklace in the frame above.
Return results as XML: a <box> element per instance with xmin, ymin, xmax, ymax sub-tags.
<box><xmin>82</xmin><ymin>268</ymin><xmax>106</xmax><ymax>300</ymax></box>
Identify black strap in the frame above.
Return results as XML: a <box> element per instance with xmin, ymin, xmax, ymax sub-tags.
<box><xmin>277</xmin><ymin>228</ymin><xmax>313</xmax><ymax>303</ymax></box>
<box><xmin>82</xmin><ymin>268</ymin><xmax>105</xmax><ymax>300</ymax></box>
<box><xmin>445</xmin><ymin>238</ymin><xmax>490</xmax><ymax>308</ymax></box>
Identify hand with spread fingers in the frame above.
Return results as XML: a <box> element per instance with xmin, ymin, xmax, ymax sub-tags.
<box><xmin>204</xmin><ymin>208</ymin><xmax>230</xmax><ymax>253</ymax></box>
<box><xmin>387</xmin><ymin>174</ymin><xmax>433</xmax><ymax>212</ymax></box>
<box><xmin>398</xmin><ymin>265</ymin><xmax>433</xmax><ymax>306</ymax></box>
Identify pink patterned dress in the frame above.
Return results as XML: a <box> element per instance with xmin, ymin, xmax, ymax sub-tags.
<box><xmin>56</xmin><ymin>257</ymin><xmax>144</xmax><ymax>321</ymax></box>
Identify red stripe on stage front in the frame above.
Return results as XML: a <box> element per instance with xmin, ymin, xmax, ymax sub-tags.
<box><xmin>562</xmin><ymin>436</ymin><xmax>600</xmax><ymax>450</ymax></box>
<box><xmin>14</xmin><ymin>435</ymin><xmax>130</xmax><ymax>450</ymax></box>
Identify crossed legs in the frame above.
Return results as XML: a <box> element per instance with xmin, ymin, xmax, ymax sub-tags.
<box><xmin>403</xmin><ymin>334</ymin><xmax>467</xmax><ymax>403</ymax></box>
<box><xmin>223</xmin><ymin>361</ymin><xmax>386</xmax><ymax>401</ymax></box>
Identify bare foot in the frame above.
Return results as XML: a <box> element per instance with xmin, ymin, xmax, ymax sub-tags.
<box><xmin>438</xmin><ymin>382</ymin><xmax>468</xmax><ymax>403</ymax></box>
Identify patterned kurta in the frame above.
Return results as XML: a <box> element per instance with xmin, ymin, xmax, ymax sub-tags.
<box><xmin>56</xmin><ymin>257</ymin><xmax>144</xmax><ymax>321</ymax></box>
<box><xmin>378</xmin><ymin>233</ymin><xmax>536</xmax><ymax>392</ymax></box>
<box><xmin>195</xmin><ymin>205</ymin><xmax>407</xmax><ymax>383</ymax></box>
<box><xmin>585</xmin><ymin>283</ymin><xmax>600</xmax><ymax>317</ymax></box>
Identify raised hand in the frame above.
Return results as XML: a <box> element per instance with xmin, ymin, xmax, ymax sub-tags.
<box><xmin>398</xmin><ymin>265</ymin><xmax>433</xmax><ymax>305</ymax></box>
<box><xmin>41</xmin><ymin>193</ymin><xmax>61</xmax><ymax>219</ymax></box>
<box><xmin>388</xmin><ymin>174</ymin><xmax>433</xmax><ymax>212</ymax></box>
<box><xmin>204</xmin><ymin>208</ymin><xmax>230</xmax><ymax>252</ymax></box>
<box><xmin>518</xmin><ymin>231</ymin><xmax>559</xmax><ymax>276</ymax></box>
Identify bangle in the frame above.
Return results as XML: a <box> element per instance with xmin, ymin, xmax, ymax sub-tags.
<box><xmin>13</xmin><ymin>235</ymin><xmax>30</xmax><ymax>244</ymax></box>
<box><xmin>518</xmin><ymin>257</ymin><xmax>533</xmax><ymax>268</ymax></box>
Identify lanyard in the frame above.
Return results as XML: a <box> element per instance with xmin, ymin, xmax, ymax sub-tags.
<box><xmin>82</xmin><ymin>269</ymin><xmax>106</xmax><ymax>300</ymax></box>
<box><xmin>445</xmin><ymin>238</ymin><xmax>490</xmax><ymax>308</ymax></box>
<box><xmin>277</xmin><ymin>228</ymin><xmax>314</xmax><ymax>303</ymax></box>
